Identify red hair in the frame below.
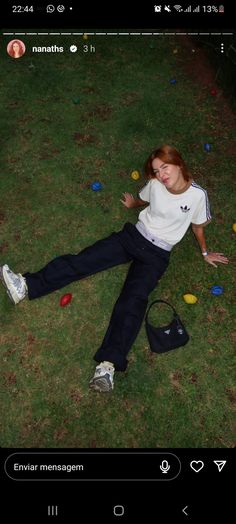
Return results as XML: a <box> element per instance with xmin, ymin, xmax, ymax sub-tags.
<box><xmin>8</xmin><ymin>40</ymin><xmax>25</xmax><ymax>58</ymax></box>
<box><xmin>144</xmin><ymin>145</ymin><xmax>191</xmax><ymax>182</ymax></box>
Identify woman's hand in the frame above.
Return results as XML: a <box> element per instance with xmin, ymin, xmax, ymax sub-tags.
<box><xmin>204</xmin><ymin>252</ymin><xmax>229</xmax><ymax>268</ymax></box>
<box><xmin>120</xmin><ymin>192</ymin><xmax>136</xmax><ymax>208</ymax></box>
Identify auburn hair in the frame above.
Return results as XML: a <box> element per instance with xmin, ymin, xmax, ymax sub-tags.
<box><xmin>8</xmin><ymin>39</ymin><xmax>25</xmax><ymax>58</ymax></box>
<box><xmin>144</xmin><ymin>145</ymin><xmax>191</xmax><ymax>182</ymax></box>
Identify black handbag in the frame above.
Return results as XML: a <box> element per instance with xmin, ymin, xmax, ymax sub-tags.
<box><xmin>145</xmin><ymin>299</ymin><xmax>190</xmax><ymax>353</ymax></box>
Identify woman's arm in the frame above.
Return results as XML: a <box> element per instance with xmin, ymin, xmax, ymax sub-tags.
<box><xmin>191</xmin><ymin>224</ymin><xmax>229</xmax><ymax>267</ymax></box>
<box><xmin>120</xmin><ymin>192</ymin><xmax>148</xmax><ymax>209</ymax></box>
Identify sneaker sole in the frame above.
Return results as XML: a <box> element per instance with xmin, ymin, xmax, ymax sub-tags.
<box><xmin>0</xmin><ymin>266</ymin><xmax>23</xmax><ymax>304</ymax></box>
<box><xmin>89</xmin><ymin>377</ymin><xmax>113</xmax><ymax>392</ymax></box>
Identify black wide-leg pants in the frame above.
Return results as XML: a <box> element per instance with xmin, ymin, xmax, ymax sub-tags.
<box><xmin>23</xmin><ymin>223</ymin><xmax>170</xmax><ymax>371</ymax></box>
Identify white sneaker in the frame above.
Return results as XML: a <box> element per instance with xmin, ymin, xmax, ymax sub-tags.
<box><xmin>89</xmin><ymin>361</ymin><xmax>115</xmax><ymax>392</ymax></box>
<box><xmin>0</xmin><ymin>264</ymin><xmax>28</xmax><ymax>304</ymax></box>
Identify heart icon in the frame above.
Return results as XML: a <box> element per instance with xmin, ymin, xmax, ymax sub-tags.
<box><xmin>190</xmin><ymin>460</ymin><xmax>204</xmax><ymax>472</ymax></box>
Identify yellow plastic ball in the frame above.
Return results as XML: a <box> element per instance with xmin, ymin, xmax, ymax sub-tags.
<box><xmin>183</xmin><ymin>294</ymin><xmax>198</xmax><ymax>304</ymax></box>
<box><xmin>131</xmin><ymin>170</ymin><xmax>140</xmax><ymax>180</ymax></box>
<box><xmin>232</xmin><ymin>223</ymin><xmax>236</xmax><ymax>233</ymax></box>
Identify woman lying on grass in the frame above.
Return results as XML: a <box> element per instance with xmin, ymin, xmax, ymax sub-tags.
<box><xmin>0</xmin><ymin>145</ymin><xmax>229</xmax><ymax>391</ymax></box>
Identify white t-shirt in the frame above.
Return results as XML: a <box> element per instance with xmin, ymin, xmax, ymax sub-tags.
<box><xmin>138</xmin><ymin>178</ymin><xmax>212</xmax><ymax>246</ymax></box>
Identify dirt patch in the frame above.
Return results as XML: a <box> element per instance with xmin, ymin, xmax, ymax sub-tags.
<box><xmin>225</xmin><ymin>387</ymin><xmax>236</xmax><ymax>405</ymax></box>
<box><xmin>177</xmin><ymin>35</ymin><xmax>222</xmax><ymax>89</ymax></box>
<box><xmin>121</xmin><ymin>91</ymin><xmax>141</xmax><ymax>106</ymax></box>
<box><xmin>85</xmin><ymin>104</ymin><xmax>112</xmax><ymax>121</ymax></box>
<box><xmin>189</xmin><ymin>372</ymin><xmax>198</xmax><ymax>384</ymax></box>
<box><xmin>169</xmin><ymin>371</ymin><xmax>183</xmax><ymax>391</ymax></box>
<box><xmin>177</xmin><ymin>35</ymin><xmax>236</xmax><ymax>132</ymax></box>
<box><xmin>117</xmin><ymin>171</ymin><xmax>128</xmax><ymax>178</ymax></box>
<box><xmin>0</xmin><ymin>242</ymin><xmax>9</xmax><ymax>253</ymax></box>
<box><xmin>3</xmin><ymin>371</ymin><xmax>17</xmax><ymax>386</ymax></box>
<box><xmin>0</xmin><ymin>212</ymin><xmax>5</xmax><ymax>224</ymax></box>
<box><xmin>82</xmin><ymin>86</ymin><xmax>97</xmax><ymax>94</ymax></box>
<box><xmin>39</xmin><ymin>148</ymin><xmax>61</xmax><ymax>160</ymax></box>
<box><xmin>70</xmin><ymin>389</ymin><xmax>83</xmax><ymax>403</ymax></box>
<box><xmin>73</xmin><ymin>132</ymin><xmax>96</xmax><ymax>145</ymax></box>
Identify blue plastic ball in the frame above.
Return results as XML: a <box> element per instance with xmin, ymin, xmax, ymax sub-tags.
<box><xmin>170</xmin><ymin>78</ymin><xmax>177</xmax><ymax>84</ymax></box>
<box><xmin>91</xmin><ymin>181</ymin><xmax>103</xmax><ymax>191</ymax></box>
<box><xmin>211</xmin><ymin>285</ymin><xmax>224</xmax><ymax>295</ymax></box>
<box><xmin>204</xmin><ymin>143</ymin><xmax>211</xmax><ymax>152</ymax></box>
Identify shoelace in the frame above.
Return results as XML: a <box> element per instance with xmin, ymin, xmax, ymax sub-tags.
<box><xmin>7</xmin><ymin>270</ymin><xmax>24</xmax><ymax>293</ymax></box>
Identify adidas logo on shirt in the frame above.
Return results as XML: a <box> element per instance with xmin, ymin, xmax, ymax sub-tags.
<box><xmin>180</xmin><ymin>205</ymin><xmax>190</xmax><ymax>213</ymax></box>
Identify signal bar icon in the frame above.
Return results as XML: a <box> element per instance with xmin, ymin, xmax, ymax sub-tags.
<box><xmin>184</xmin><ymin>5</ymin><xmax>191</xmax><ymax>12</ymax></box>
<box><xmin>213</xmin><ymin>460</ymin><xmax>226</xmax><ymax>472</ymax></box>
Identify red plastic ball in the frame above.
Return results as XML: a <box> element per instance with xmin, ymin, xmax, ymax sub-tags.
<box><xmin>210</xmin><ymin>88</ymin><xmax>217</xmax><ymax>96</ymax></box>
<box><xmin>60</xmin><ymin>293</ymin><xmax>72</xmax><ymax>307</ymax></box>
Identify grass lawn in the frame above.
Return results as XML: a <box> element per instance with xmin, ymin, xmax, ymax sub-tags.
<box><xmin>0</xmin><ymin>31</ymin><xmax>235</xmax><ymax>448</ymax></box>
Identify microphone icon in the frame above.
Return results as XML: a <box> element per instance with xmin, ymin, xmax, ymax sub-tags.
<box><xmin>160</xmin><ymin>460</ymin><xmax>170</xmax><ymax>474</ymax></box>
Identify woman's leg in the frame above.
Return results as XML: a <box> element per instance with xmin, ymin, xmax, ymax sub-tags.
<box><xmin>0</xmin><ymin>231</ymin><xmax>132</xmax><ymax>302</ymax></box>
<box><xmin>93</xmin><ymin>252</ymin><xmax>170</xmax><ymax>373</ymax></box>
<box><xmin>25</xmin><ymin>232</ymin><xmax>133</xmax><ymax>299</ymax></box>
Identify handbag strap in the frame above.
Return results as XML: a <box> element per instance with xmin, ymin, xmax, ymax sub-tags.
<box><xmin>145</xmin><ymin>299</ymin><xmax>178</xmax><ymax>323</ymax></box>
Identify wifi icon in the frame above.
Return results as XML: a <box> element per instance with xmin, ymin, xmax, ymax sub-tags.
<box><xmin>174</xmin><ymin>4</ymin><xmax>183</xmax><ymax>11</ymax></box>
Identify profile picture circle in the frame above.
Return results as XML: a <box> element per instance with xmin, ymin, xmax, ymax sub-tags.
<box><xmin>7</xmin><ymin>39</ymin><xmax>26</xmax><ymax>59</ymax></box>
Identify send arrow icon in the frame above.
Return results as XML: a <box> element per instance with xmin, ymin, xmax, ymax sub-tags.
<box><xmin>213</xmin><ymin>460</ymin><xmax>227</xmax><ymax>472</ymax></box>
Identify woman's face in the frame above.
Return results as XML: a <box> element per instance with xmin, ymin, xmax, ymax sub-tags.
<box><xmin>152</xmin><ymin>157</ymin><xmax>184</xmax><ymax>191</ymax></box>
<box><xmin>13</xmin><ymin>42</ymin><xmax>20</xmax><ymax>53</ymax></box>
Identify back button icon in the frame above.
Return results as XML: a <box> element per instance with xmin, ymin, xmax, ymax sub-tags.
<box><xmin>182</xmin><ymin>505</ymin><xmax>189</xmax><ymax>516</ymax></box>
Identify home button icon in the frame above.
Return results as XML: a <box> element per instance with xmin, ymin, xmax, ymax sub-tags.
<box><xmin>113</xmin><ymin>505</ymin><xmax>125</xmax><ymax>517</ymax></box>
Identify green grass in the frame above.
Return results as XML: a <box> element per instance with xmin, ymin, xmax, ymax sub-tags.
<box><xmin>0</xmin><ymin>32</ymin><xmax>235</xmax><ymax>448</ymax></box>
